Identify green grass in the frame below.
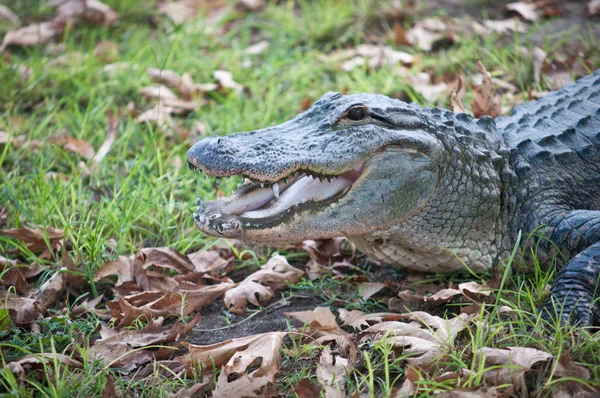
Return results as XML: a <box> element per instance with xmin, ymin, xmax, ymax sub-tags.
<box><xmin>1</xmin><ymin>0</ymin><xmax>600</xmax><ymax>396</ymax></box>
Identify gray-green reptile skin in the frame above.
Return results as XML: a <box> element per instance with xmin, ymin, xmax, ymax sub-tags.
<box><xmin>187</xmin><ymin>69</ymin><xmax>600</xmax><ymax>326</ymax></box>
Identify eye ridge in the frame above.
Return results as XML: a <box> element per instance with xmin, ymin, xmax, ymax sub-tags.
<box><xmin>346</xmin><ymin>106</ymin><xmax>367</xmax><ymax>121</ymax></box>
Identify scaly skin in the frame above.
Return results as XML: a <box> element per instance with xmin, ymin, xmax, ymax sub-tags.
<box><xmin>187</xmin><ymin>69</ymin><xmax>600</xmax><ymax>326</ymax></box>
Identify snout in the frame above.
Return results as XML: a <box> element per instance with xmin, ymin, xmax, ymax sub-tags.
<box><xmin>186</xmin><ymin>136</ymin><xmax>219</xmax><ymax>170</ymax></box>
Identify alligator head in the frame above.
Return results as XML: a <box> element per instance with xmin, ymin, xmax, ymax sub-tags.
<box><xmin>186</xmin><ymin>92</ymin><xmax>505</xmax><ymax>271</ymax></box>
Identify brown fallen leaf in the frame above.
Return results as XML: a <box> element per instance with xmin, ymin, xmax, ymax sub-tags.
<box><xmin>94</xmin><ymin>255</ymin><xmax>133</xmax><ymax>285</ymax></box>
<box><xmin>506</xmin><ymin>1</ymin><xmax>540</xmax><ymax>22</ymax></box>
<box><xmin>213</xmin><ymin>70</ymin><xmax>244</xmax><ymax>94</ymax></box>
<box><xmin>406</xmin><ymin>18</ymin><xmax>458</xmax><ymax>52</ymax></box>
<box><xmin>236</xmin><ymin>0</ymin><xmax>266</xmax><ymax>12</ymax></box>
<box><xmin>2</xmin><ymin>296</ymin><xmax>44</xmax><ymax>327</ymax></box>
<box><xmin>0</xmin><ymin>5</ymin><xmax>20</xmax><ymax>27</ymax></box>
<box><xmin>180</xmin><ymin>331</ymin><xmax>285</xmax><ymax>395</ymax></box>
<box><xmin>147</xmin><ymin>67</ymin><xmax>217</xmax><ymax>99</ymax></box>
<box><xmin>475</xmin><ymin>346</ymin><xmax>553</xmax><ymax>392</ymax></box>
<box><xmin>588</xmin><ymin>0</ymin><xmax>600</xmax><ymax>16</ymax></box>
<box><xmin>0</xmin><ymin>225</ymin><xmax>64</xmax><ymax>253</ymax></box>
<box><xmin>243</xmin><ymin>40</ymin><xmax>269</xmax><ymax>55</ymax></box>
<box><xmin>140</xmin><ymin>85</ymin><xmax>179</xmax><ymax>101</ymax></box>
<box><xmin>316</xmin><ymin>346</ymin><xmax>349</xmax><ymax>398</ymax></box>
<box><xmin>1</xmin><ymin>21</ymin><xmax>64</xmax><ymax>52</ymax></box>
<box><xmin>450</xmin><ymin>76</ymin><xmax>466</xmax><ymax>113</ymax></box>
<box><xmin>285</xmin><ymin>306</ymin><xmax>340</xmax><ymax>332</ymax></box>
<box><xmin>357</xmin><ymin>282</ymin><xmax>385</xmax><ymax>300</ymax></box>
<box><xmin>92</xmin><ymin>110</ymin><xmax>118</xmax><ymax>163</ymax></box>
<box><xmin>286</xmin><ymin>306</ymin><xmax>340</xmax><ymax>332</ymax></box>
<box><xmin>212</xmin><ymin>372</ymin><xmax>273</xmax><ymax>397</ymax></box>
<box><xmin>0</xmin><ymin>258</ymin><xmax>43</xmax><ymax>294</ymax></box>
<box><xmin>36</xmin><ymin>268</ymin><xmax>66</xmax><ymax>308</ymax></box>
<box><xmin>338</xmin><ymin>309</ymin><xmax>402</xmax><ymax>331</ymax></box>
<box><xmin>294</xmin><ymin>378</ymin><xmax>322</xmax><ymax>398</ymax></box>
<box><xmin>7</xmin><ymin>353</ymin><xmax>82</xmax><ymax>374</ymax></box>
<box><xmin>188</xmin><ymin>249</ymin><xmax>231</xmax><ymax>275</ymax></box>
<box><xmin>49</xmin><ymin>131</ymin><xmax>96</xmax><ymax>159</ymax></box>
<box><xmin>470</xmin><ymin>60</ymin><xmax>502</xmax><ymax>118</ymax></box>
<box><xmin>53</xmin><ymin>0</ymin><xmax>118</xmax><ymax>26</ymax></box>
<box><xmin>408</xmin><ymin>72</ymin><xmax>450</xmax><ymax>103</ymax></box>
<box><xmin>158</xmin><ymin>1</ymin><xmax>196</xmax><ymax>25</ymax></box>
<box><xmin>108</xmin><ymin>283</ymin><xmax>233</xmax><ymax>327</ymax></box>
<box><xmin>483</xmin><ymin>18</ymin><xmax>529</xmax><ymax>33</ymax></box>
<box><xmin>135</xmin><ymin>104</ymin><xmax>174</xmax><ymax>125</ymax></box>
<box><xmin>224</xmin><ymin>254</ymin><xmax>304</xmax><ymax>314</ymax></box>
<box><xmin>89</xmin><ymin>314</ymin><xmax>200</xmax><ymax>370</ymax></box>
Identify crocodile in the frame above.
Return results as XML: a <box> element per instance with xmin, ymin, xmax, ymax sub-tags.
<box><xmin>187</xmin><ymin>69</ymin><xmax>600</xmax><ymax>327</ymax></box>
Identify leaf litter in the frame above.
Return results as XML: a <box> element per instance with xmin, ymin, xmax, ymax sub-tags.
<box><xmin>2</xmin><ymin>1</ymin><xmax>600</xmax><ymax>396</ymax></box>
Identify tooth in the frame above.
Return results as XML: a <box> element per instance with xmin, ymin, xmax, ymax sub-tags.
<box><xmin>261</xmin><ymin>183</ymin><xmax>265</xmax><ymax>188</ymax></box>
<box><xmin>244</xmin><ymin>178</ymin><xmax>250</xmax><ymax>184</ymax></box>
<box><xmin>283</xmin><ymin>177</ymin><xmax>288</xmax><ymax>184</ymax></box>
<box><xmin>326</xmin><ymin>177</ymin><xmax>332</xmax><ymax>183</ymax></box>
<box><xmin>272</xmin><ymin>182</ymin><xmax>280</xmax><ymax>198</ymax></box>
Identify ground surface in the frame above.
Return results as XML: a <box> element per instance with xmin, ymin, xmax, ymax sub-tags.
<box><xmin>1</xmin><ymin>0</ymin><xmax>600</xmax><ymax>397</ymax></box>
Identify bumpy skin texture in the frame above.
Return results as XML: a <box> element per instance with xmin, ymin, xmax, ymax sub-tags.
<box><xmin>187</xmin><ymin>70</ymin><xmax>600</xmax><ymax>326</ymax></box>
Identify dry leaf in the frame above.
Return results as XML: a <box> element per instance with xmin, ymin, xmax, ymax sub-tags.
<box><xmin>408</xmin><ymin>72</ymin><xmax>450</xmax><ymax>103</ymax></box>
<box><xmin>475</xmin><ymin>346</ymin><xmax>553</xmax><ymax>392</ymax></box>
<box><xmin>450</xmin><ymin>76</ymin><xmax>466</xmax><ymax>113</ymax></box>
<box><xmin>94</xmin><ymin>255</ymin><xmax>133</xmax><ymax>285</ymax></box>
<box><xmin>285</xmin><ymin>306</ymin><xmax>340</xmax><ymax>332</ymax></box>
<box><xmin>402</xmin><ymin>312</ymin><xmax>473</xmax><ymax>342</ymax></box>
<box><xmin>108</xmin><ymin>283</ymin><xmax>233</xmax><ymax>327</ymax></box>
<box><xmin>406</xmin><ymin>18</ymin><xmax>458</xmax><ymax>51</ymax></box>
<box><xmin>236</xmin><ymin>0</ymin><xmax>266</xmax><ymax>12</ymax></box>
<box><xmin>1</xmin><ymin>21</ymin><xmax>64</xmax><ymax>52</ymax></box>
<box><xmin>588</xmin><ymin>0</ymin><xmax>600</xmax><ymax>16</ymax></box>
<box><xmin>140</xmin><ymin>85</ymin><xmax>179</xmax><ymax>101</ymax></box>
<box><xmin>214</xmin><ymin>70</ymin><xmax>244</xmax><ymax>94</ymax></box>
<box><xmin>224</xmin><ymin>255</ymin><xmax>303</xmax><ymax>314</ymax></box>
<box><xmin>294</xmin><ymin>378</ymin><xmax>322</xmax><ymax>398</ymax></box>
<box><xmin>0</xmin><ymin>5</ymin><xmax>20</xmax><ymax>27</ymax></box>
<box><xmin>54</xmin><ymin>0</ymin><xmax>118</xmax><ymax>26</ymax></box>
<box><xmin>470</xmin><ymin>60</ymin><xmax>502</xmax><ymax>118</ymax></box>
<box><xmin>188</xmin><ymin>250</ymin><xmax>230</xmax><ymax>275</ymax></box>
<box><xmin>357</xmin><ymin>282</ymin><xmax>385</xmax><ymax>300</ymax></box>
<box><xmin>36</xmin><ymin>269</ymin><xmax>66</xmax><ymax>308</ymax></box>
<box><xmin>0</xmin><ymin>131</ymin><xmax>8</xmax><ymax>144</ymax></box>
<box><xmin>158</xmin><ymin>1</ymin><xmax>196</xmax><ymax>25</ymax></box>
<box><xmin>147</xmin><ymin>67</ymin><xmax>217</xmax><ymax>99</ymax></box>
<box><xmin>506</xmin><ymin>1</ymin><xmax>539</xmax><ymax>22</ymax></box>
<box><xmin>338</xmin><ymin>309</ymin><xmax>402</xmax><ymax>331</ymax></box>
<box><xmin>135</xmin><ymin>104</ymin><xmax>174</xmax><ymax>125</ymax></box>
<box><xmin>181</xmin><ymin>331</ymin><xmax>284</xmax><ymax>394</ymax></box>
<box><xmin>49</xmin><ymin>131</ymin><xmax>96</xmax><ymax>159</ymax></box>
<box><xmin>0</xmin><ymin>226</ymin><xmax>64</xmax><ymax>253</ymax></box>
<box><xmin>92</xmin><ymin>110</ymin><xmax>118</xmax><ymax>163</ymax></box>
<box><xmin>316</xmin><ymin>346</ymin><xmax>349</xmax><ymax>398</ymax></box>
<box><xmin>243</xmin><ymin>40</ymin><xmax>269</xmax><ymax>55</ymax></box>
<box><xmin>483</xmin><ymin>18</ymin><xmax>528</xmax><ymax>33</ymax></box>
<box><xmin>90</xmin><ymin>314</ymin><xmax>200</xmax><ymax>370</ymax></box>
<box><xmin>2</xmin><ymin>296</ymin><xmax>44</xmax><ymax>327</ymax></box>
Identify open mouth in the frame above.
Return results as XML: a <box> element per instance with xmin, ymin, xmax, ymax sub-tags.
<box><xmin>188</xmin><ymin>160</ymin><xmax>366</xmax><ymax>232</ymax></box>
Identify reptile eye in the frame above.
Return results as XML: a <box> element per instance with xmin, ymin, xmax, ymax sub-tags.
<box><xmin>347</xmin><ymin>106</ymin><xmax>367</xmax><ymax>121</ymax></box>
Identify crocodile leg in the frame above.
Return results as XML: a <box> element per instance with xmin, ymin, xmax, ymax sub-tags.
<box><xmin>536</xmin><ymin>210</ymin><xmax>600</xmax><ymax>327</ymax></box>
